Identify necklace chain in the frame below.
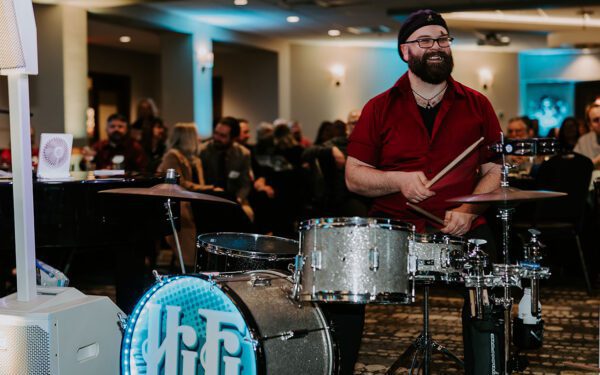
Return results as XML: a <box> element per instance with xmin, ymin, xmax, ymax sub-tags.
<box><xmin>412</xmin><ymin>83</ymin><xmax>448</xmax><ymax>109</ymax></box>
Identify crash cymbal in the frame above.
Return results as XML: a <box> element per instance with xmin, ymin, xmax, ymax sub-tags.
<box><xmin>447</xmin><ymin>186</ymin><xmax>567</xmax><ymax>204</ymax></box>
<box><xmin>100</xmin><ymin>183</ymin><xmax>237</xmax><ymax>205</ymax></box>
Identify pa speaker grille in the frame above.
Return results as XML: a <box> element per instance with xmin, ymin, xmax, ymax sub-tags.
<box><xmin>0</xmin><ymin>0</ymin><xmax>26</xmax><ymax>71</ymax></box>
<box><xmin>0</xmin><ymin>324</ymin><xmax>51</xmax><ymax>375</ymax></box>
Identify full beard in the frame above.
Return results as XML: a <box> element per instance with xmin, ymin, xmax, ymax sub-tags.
<box><xmin>408</xmin><ymin>50</ymin><xmax>454</xmax><ymax>84</ymax></box>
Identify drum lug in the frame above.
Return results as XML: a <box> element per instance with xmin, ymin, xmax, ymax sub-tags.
<box><xmin>152</xmin><ymin>269</ymin><xmax>164</xmax><ymax>282</ymax></box>
<box><xmin>116</xmin><ymin>312</ymin><xmax>128</xmax><ymax>333</ymax></box>
<box><xmin>369</xmin><ymin>247</ymin><xmax>380</xmax><ymax>271</ymax></box>
<box><xmin>250</xmin><ymin>275</ymin><xmax>272</xmax><ymax>287</ymax></box>
<box><xmin>311</xmin><ymin>251</ymin><xmax>322</xmax><ymax>270</ymax></box>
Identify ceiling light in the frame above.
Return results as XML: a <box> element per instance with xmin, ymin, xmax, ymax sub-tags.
<box><xmin>234</xmin><ymin>0</ymin><xmax>248</xmax><ymax>5</ymax></box>
<box><xmin>328</xmin><ymin>29</ymin><xmax>341</xmax><ymax>37</ymax></box>
<box><xmin>119</xmin><ymin>36</ymin><xmax>131</xmax><ymax>43</ymax></box>
<box><xmin>287</xmin><ymin>16</ymin><xmax>300</xmax><ymax>23</ymax></box>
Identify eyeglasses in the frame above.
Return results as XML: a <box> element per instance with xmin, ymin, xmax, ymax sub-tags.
<box><xmin>403</xmin><ymin>36</ymin><xmax>454</xmax><ymax>49</ymax></box>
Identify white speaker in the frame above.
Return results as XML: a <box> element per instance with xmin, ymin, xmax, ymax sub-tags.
<box><xmin>0</xmin><ymin>287</ymin><xmax>123</xmax><ymax>375</ymax></box>
<box><xmin>37</xmin><ymin>133</ymin><xmax>73</xmax><ymax>179</ymax></box>
<box><xmin>0</xmin><ymin>0</ymin><xmax>37</xmax><ymax>75</ymax></box>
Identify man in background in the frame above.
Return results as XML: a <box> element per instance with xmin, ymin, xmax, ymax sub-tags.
<box><xmin>82</xmin><ymin>113</ymin><xmax>147</xmax><ymax>171</ymax></box>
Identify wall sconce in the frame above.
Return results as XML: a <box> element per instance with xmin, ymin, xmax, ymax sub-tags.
<box><xmin>197</xmin><ymin>48</ymin><xmax>214</xmax><ymax>73</ymax></box>
<box><xmin>478</xmin><ymin>68</ymin><xmax>494</xmax><ymax>90</ymax></box>
<box><xmin>329</xmin><ymin>64</ymin><xmax>346</xmax><ymax>87</ymax></box>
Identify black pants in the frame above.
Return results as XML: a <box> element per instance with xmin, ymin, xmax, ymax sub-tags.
<box><xmin>320</xmin><ymin>303</ymin><xmax>366</xmax><ymax>375</ymax></box>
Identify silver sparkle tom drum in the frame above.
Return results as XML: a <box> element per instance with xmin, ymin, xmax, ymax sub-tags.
<box><xmin>409</xmin><ymin>233</ymin><xmax>466</xmax><ymax>283</ymax></box>
<box><xmin>294</xmin><ymin>217</ymin><xmax>415</xmax><ymax>304</ymax></box>
<box><xmin>196</xmin><ymin>233</ymin><xmax>298</xmax><ymax>273</ymax></box>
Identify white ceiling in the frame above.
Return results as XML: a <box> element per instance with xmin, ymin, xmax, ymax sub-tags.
<box><xmin>83</xmin><ymin>0</ymin><xmax>600</xmax><ymax>53</ymax></box>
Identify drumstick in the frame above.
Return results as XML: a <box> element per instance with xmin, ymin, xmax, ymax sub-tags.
<box><xmin>425</xmin><ymin>137</ymin><xmax>485</xmax><ymax>189</ymax></box>
<box><xmin>406</xmin><ymin>202</ymin><xmax>444</xmax><ymax>225</ymax></box>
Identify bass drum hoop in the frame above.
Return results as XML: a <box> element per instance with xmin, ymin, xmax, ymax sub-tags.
<box><xmin>197</xmin><ymin>232</ymin><xmax>299</xmax><ymax>261</ymax></box>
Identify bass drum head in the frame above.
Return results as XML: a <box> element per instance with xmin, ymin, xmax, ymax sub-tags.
<box><xmin>121</xmin><ymin>275</ymin><xmax>260</xmax><ymax>374</ymax></box>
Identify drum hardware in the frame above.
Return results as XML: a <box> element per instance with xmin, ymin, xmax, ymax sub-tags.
<box><xmin>489</xmin><ymin>138</ymin><xmax>559</xmax><ymax>156</ymax></box>
<box><xmin>250</xmin><ymin>274</ymin><xmax>272</xmax><ymax>287</ymax></box>
<box><xmin>385</xmin><ymin>286</ymin><xmax>464</xmax><ymax>375</ymax></box>
<box><xmin>463</xmin><ymin>239</ymin><xmax>491</xmax><ymax>319</ymax></box>
<box><xmin>446</xmin><ymin>134</ymin><xmax>561</xmax><ymax>374</ymax></box>
<box><xmin>261</xmin><ymin>327</ymin><xmax>330</xmax><ymax>342</ymax></box>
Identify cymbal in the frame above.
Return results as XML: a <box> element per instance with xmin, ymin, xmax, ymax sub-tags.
<box><xmin>447</xmin><ymin>186</ymin><xmax>567</xmax><ymax>204</ymax></box>
<box><xmin>100</xmin><ymin>183</ymin><xmax>237</xmax><ymax>205</ymax></box>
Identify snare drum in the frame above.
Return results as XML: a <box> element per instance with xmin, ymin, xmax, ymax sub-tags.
<box><xmin>196</xmin><ymin>233</ymin><xmax>298</xmax><ymax>273</ymax></box>
<box><xmin>295</xmin><ymin>217</ymin><xmax>415</xmax><ymax>304</ymax></box>
<box><xmin>121</xmin><ymin>270</ymin><xmax>335</xmax><ymax>375</ymax></box>
<box><xmin>409</xmin><ymin>233</ymin><xmax>465</xmax><ymax>283</ymax></box>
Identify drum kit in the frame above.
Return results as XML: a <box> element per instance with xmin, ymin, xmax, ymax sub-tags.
<box><xmin>109</xmin><ymin>137</ymin><xmax>567</xmax><ymax>375</ymax></box>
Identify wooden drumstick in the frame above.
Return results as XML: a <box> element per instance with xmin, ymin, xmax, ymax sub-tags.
<box><xmin>425</xmin><ymin>137</ymin><xmax>485</xmax><ymax>189</ymax></box>
<box><xmin>406</xmin><ymin>202</ymin><xmax>444</xmax><ymax>225</ymax></box>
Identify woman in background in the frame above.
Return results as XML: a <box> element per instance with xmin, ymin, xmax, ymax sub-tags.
<box><xmin>158</xmin><ymin>123</ymin><xmax>220</xmax><ymax>268</ymax></box>
<box><xmin>141</xmin><ymin>117</ymin><xmax>168</xmax><ymax>173</ymax></box>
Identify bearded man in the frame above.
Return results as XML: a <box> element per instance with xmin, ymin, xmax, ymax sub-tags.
<box><xmin>84</xmin><ymin>113</ymin><xmax>147</xmax><ymax>171</ymax></box>
<box><xmin>345</xmin><ymin>9</ymin><xmax>504</xmax><ymax>374</ymax></box>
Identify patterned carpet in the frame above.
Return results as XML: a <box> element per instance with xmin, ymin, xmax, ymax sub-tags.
<box><xmin>354</xmin><ymin>286</ymin><xmax>599</xmax><ymax>374</ymax></box>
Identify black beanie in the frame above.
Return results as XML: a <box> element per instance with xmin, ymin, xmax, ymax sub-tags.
<box><xmin>397</xmin><ymin>9</ymin><xmax>449</xmax><ymax>62</ymax></box>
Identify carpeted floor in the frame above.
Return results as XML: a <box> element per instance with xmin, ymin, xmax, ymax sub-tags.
<box><xmin>354</xmin><ymin>286</ymin><xmax>599</xmax><ymax>374</ymax></box>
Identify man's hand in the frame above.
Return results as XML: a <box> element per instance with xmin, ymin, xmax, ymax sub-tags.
<box><xmin>394</xmin><ymin>171</ymin><xmax>435</xmax><ymax>203</ymax></box>
<box><xmin>440</xmin><ymin>210</ymin><xmax>478</xmax><ymax>236</ymax></box>
<box><xmin>332</xmin><ymin>146</ymin><xmax>346</xmax><ymax>169</ymax></box>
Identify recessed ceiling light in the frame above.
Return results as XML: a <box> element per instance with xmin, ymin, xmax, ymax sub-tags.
<box><xmin>328</xmin><ymin>29</ymin><xmax>341</xmax><ymax>37</ymax></box>
<box><xmin>119</xmin><ymin>36</ymin><xmax>131</xmax><ymax>43</ymax></box>
<box><xmin>234</xmin><ymin>0</ymin><xmax>248</xmax><ymax>5</ymax></box>
<box><xmin>287</xmin><ymin>16</ymin><xmax>300</xmax><ymax>23</ymax></box>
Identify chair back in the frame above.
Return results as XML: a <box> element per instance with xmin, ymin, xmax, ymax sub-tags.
<box><xmin>533</xmin><ymin>153</ymin><xmax>593</xmax><ymax>226</ymax></box>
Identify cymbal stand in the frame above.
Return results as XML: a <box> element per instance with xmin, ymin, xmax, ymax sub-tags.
<box><xmin>385</xmin><ymin>284</ymin><xmax>463</xmax><ymax>375</ymax></box>
<box><xmin>164</xmin><ymin>169</ymin><xmax>185</xmax><ymax>274</ymax></box>
<box><xmin>495</xmin><ymin>134</ymin><xmax>517</xmax><ymax>373</ymax></box>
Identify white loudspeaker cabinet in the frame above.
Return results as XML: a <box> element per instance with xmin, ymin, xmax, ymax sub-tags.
<box><xmin>0</xmin><ymin>287</ymin><xmax>123</xmax><ymax>375</ymax></box>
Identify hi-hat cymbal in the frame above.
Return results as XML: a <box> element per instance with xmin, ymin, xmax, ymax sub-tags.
<box><xmin>100</xmin><ymin>183</ymin><xmax>237</xmax><ymax>205</ymax></box>
<box><xmin>447</xmin><ymin>186</ymin><xmax>567</xmax><ymax>204</ymax></box>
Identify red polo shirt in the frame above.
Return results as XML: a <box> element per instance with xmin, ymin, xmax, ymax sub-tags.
<box><xmin>347</xmin><ymin>73</ymin><xmax>501</xmax><ymax>232</ymax></box>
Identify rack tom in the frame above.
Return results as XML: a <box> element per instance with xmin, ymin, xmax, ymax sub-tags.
<box><xmin>294</xmin><ymin>217</ymin><xmax>415</xmax><ymax>304</ymax></box>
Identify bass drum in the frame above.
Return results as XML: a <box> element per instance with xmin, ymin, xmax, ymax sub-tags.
<box><xmin>121</xmin><ymin>270</ymin><xmax>335</xmax><ymax>375</ymax></box>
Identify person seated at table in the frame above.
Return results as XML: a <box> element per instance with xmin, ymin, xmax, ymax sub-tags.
<box><xmin>558</xmin><ymin>117</ymin><xmax>582</xmax><ymax>153</ymax></box>
<box><xmin>574</xmin><ymin>103</ymin><xmax>600</xmax><ymax>169</ymax></box>
<box><xmin>505</xmin><ymin>116</ymin><xmax>536</xmax><ymax>174</ymax></box>
<box><xmin>0</xmin><ymin>125</ymin><xmax>38</xmax><ymax>171</ymax></box>
<box><xmin>81</xmin><ymin>114</ymin><xmax>147</xmax><ymax>171</ymax></box>
<box><xmin>157</xmin><ymin>123</ymin><xmax>221</xmax><ymax>268</ymax></box>
<box><xmin>506</xmin><ymin>116</ymin><xmax>532</xmax><ymax>139</ymax></box>
<box><xmin>158</xmin><ymin>123</ymin><xmax>219</xmax><ymax>193</ymax></box>
<box><xmin>141</xmin><ymin>117</ymin><xmax>168</xmax><ymax>173</ymax></box>
<box><xmin>200</xmin><ymin>116</ymin><xmax>254</xmax><ymax>221</ymax></box>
